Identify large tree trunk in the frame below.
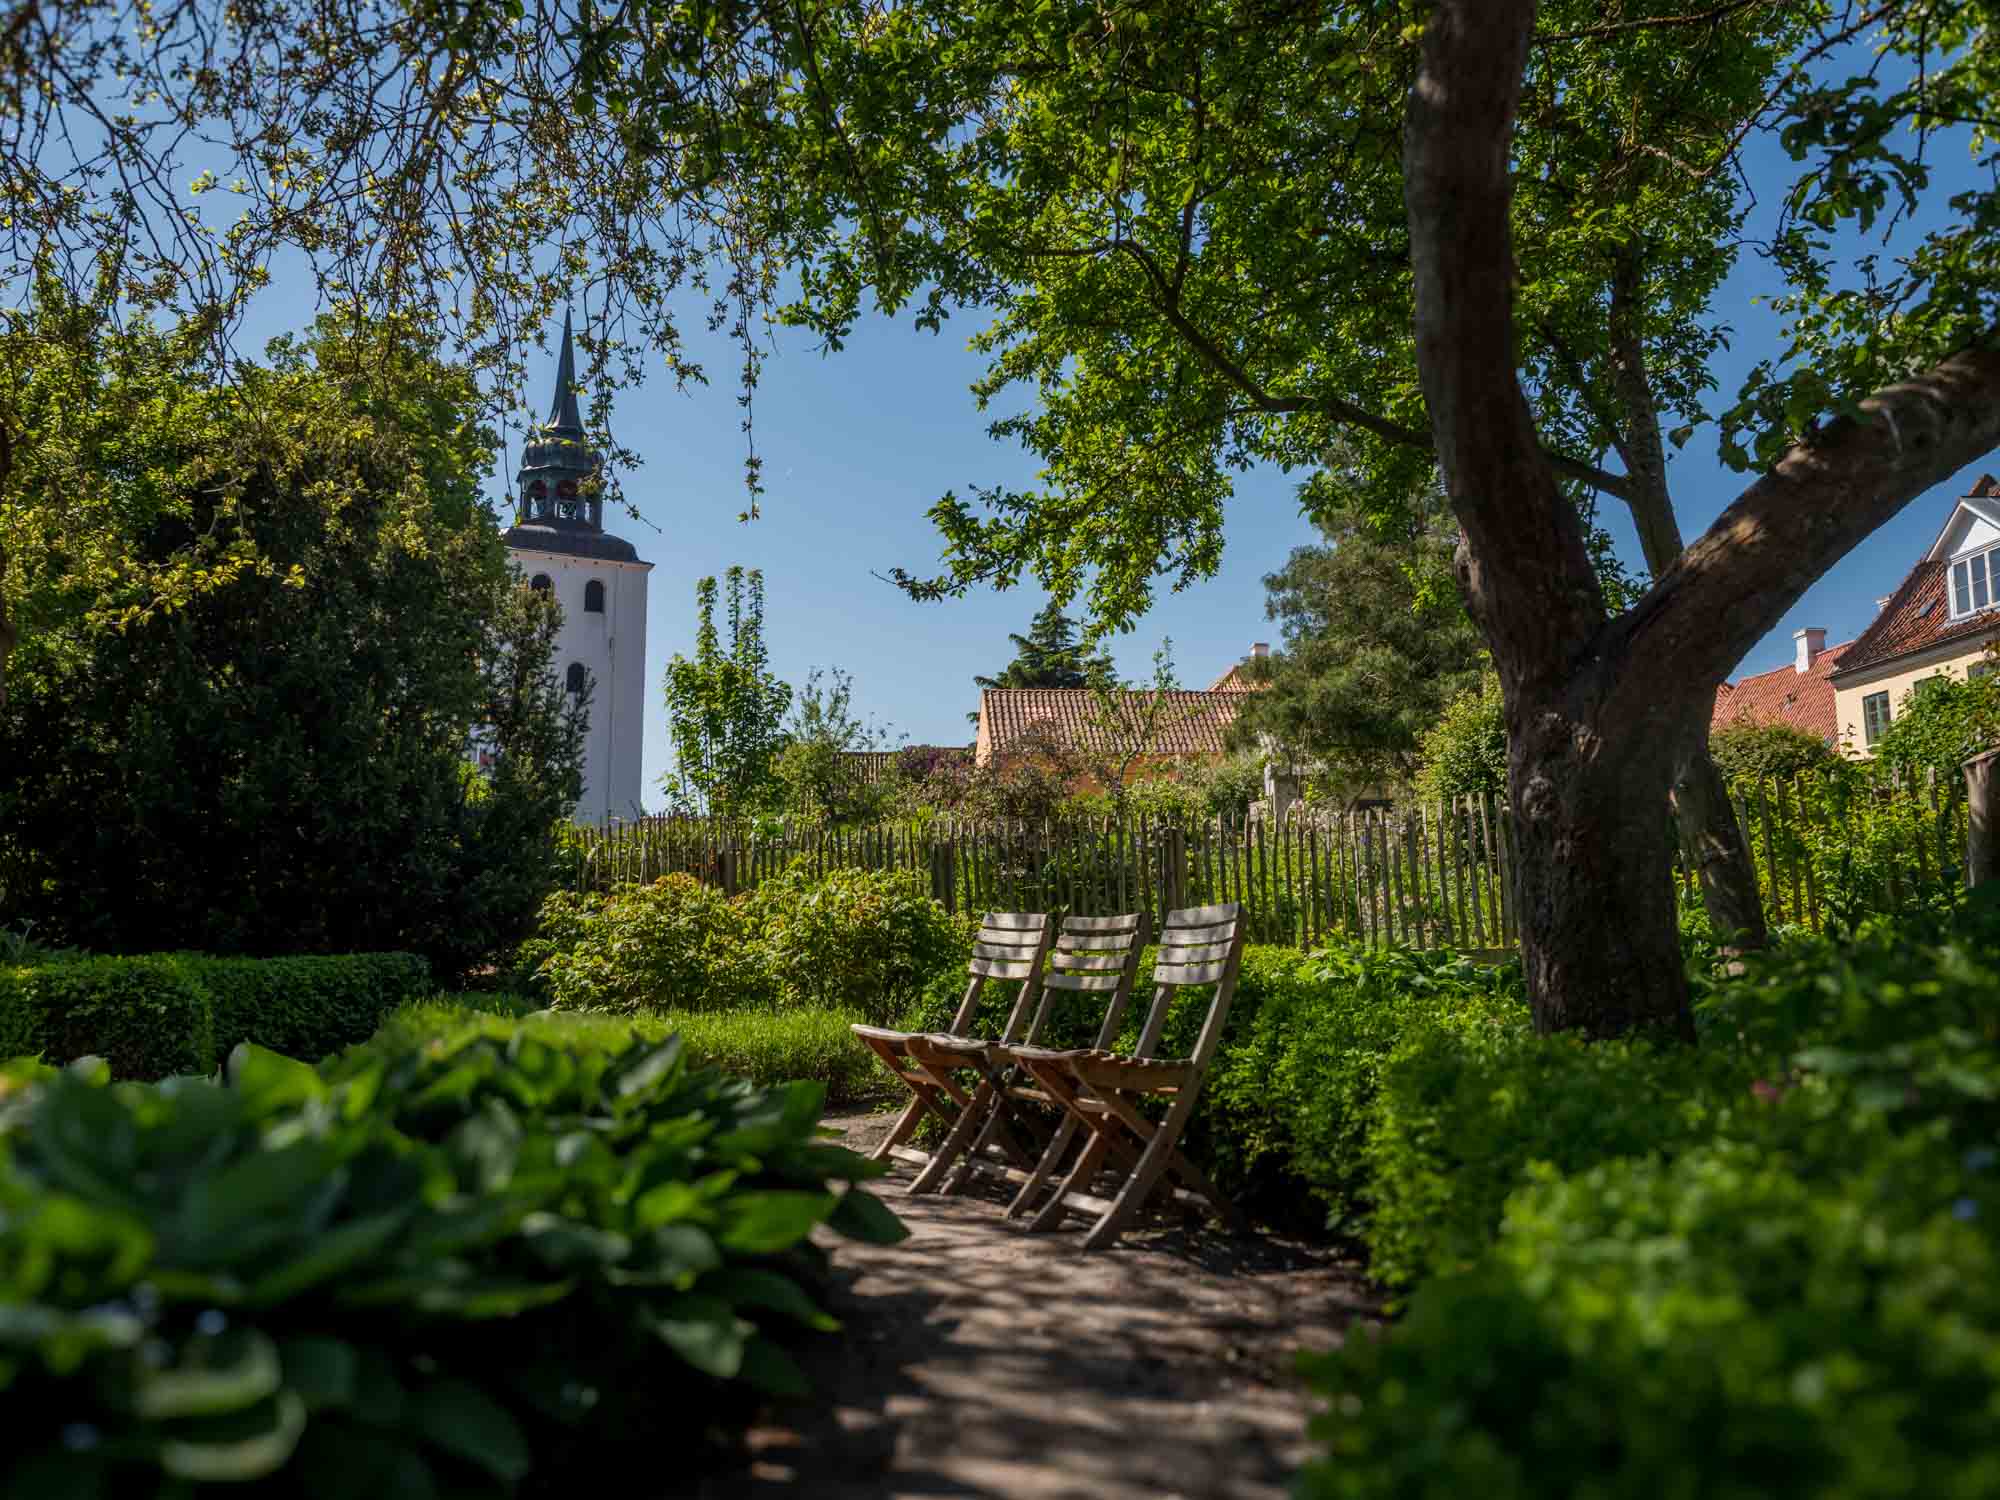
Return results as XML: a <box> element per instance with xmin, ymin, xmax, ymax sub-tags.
<box><xmin>1672</xmin><ymin>734</ymin><xmax>1769</xmax><ymax>950</ymax></box>
<box><xmin>1405</xmin><ymin>0</ymin><xmax>2000</xmax><ymax>1038</ymax></box>
<box><xmin>1505</xmin><ymin>667</ymin><xmax>1699</xmax><ymax>1039</ymax></box>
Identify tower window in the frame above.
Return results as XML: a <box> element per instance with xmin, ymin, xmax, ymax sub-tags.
<box><xmin>584</xmin><ymin>579</ymin><xmax>606</xmax><ymax>614</ymax></box>
<box><xmin>565</xmin><ymin>662</ymin><xmax>587</xmax><ymax>696</ymax></box>
<box><xmin>530</xmin><ymin>573</ymin><xmax>553</xmax><ymax>593</ymax></box>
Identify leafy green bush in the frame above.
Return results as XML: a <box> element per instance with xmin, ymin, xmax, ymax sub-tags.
<box><xmin>749</xmin><ymin>863</ymin><xmax>972</xmax><ymax>1025</ymax></box>
<box><xmin>191</xmin><ymin>952</ymin><xmax>432</xmax><ymax>1063</ymax></box>
<box><xmin>1296</xmin><ymin>897</ymin><xmax>2000</xmax><ymax>1498</ymax></box>
<box><xmin>0</xmin><ymin>951</ymin><xmax>429</xmax><ymax>1078</ymax></box>
<box><xmin>1872</xmin><ymin>668</ymin><xmax>2000</xmax><ymax>782</ymax></box>
<box><xmin>533</xmin><ymin>875</ymin><xmax>773</xmax><ymax>1013</ymax></box>
<box><xmin>1414</xmin><ymin>673</ymin><xmax>1507</xmax><ymax>803</ymax></box>
<box><xmin>1363</xmin><ymin>1019</ymin><xmax>1751</xmax><ymax>1286</ymax></box>
<box><xmin>0</xmin><ymin>955</ymin><xmax>216</xmax><ymax>1077</ymax></box>
<box><xmin>378</xmin><ymin>997</ymin><xmax>894</xmax><ymax>1108</ymax></box>
<box><xmin>0</xmin><ymin>1022</ymin><xmax>904</xmax><ymax>1496</ymax></box>
<box><xmin>1709</xmin><ymin>717</ymin><xmax>1840</xmax><ymax>780</ymax></box>
<box><xmin>522</xmin><ymin>865</ymin><xmax>971</xmax><ymax>1026</ymax></box>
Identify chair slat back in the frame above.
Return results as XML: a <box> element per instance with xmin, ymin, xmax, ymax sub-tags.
<box><xmin>947</xmin><ymin>912</ymin><xmax>1053</xmax><ymax>1036</ymax></box>
<box><xmin>1020</xmin><ymin>911</ymin><xmax>1150</xmax><ymax>1047</ymax></box>
<box><xmin>1129</xmin><ymin>903</ymin><xmax>1245</xmax><ymax>1061</ymax></box>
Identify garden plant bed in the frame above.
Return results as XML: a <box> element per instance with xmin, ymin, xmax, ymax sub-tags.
<box><xmin>693</xmin><ymin>1108</ymin><xmax>1382</xmax><ymax>1500</ymax></box>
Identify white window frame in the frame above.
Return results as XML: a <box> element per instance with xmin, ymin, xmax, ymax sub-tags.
<box><xmin>1951</xmin><ymin>543</ymin><xmax>1999</xmax><ymax>619</ymax></box>
<box><xmin>1862</xmin><ymin>690</ymin><xmax>1893</xmax><ymax>747</ymax></box>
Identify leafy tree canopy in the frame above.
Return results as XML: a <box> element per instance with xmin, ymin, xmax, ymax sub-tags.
<box><xmin>660</xmin><ymin>567</ymin><xmax>793</xmax><ymax>816</ymax></box>
<box><xmin>975</xmin><ymin>601</ymin><xmax>1115</xmax><ymax>693</ymax></box>
<box><xmin>0</xmin><ymin>311</ymin><xmax>583</xmax><ymax>977</ymax></box>
<box><xmin>1414</xmin><ymin>674</ymin><xmax>1510</xmax><ymax>805</ymax></box>
<box><xmin>1228</xmin><ymin>473</ymin><xmax>1485</xmax><ymax>797</ymax></box>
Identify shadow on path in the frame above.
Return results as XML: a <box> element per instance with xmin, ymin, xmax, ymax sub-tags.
<box><xmin>691</xmin><ymin>1114</ymin><xmax>1382</xmax><ymax>1500</ymax></box>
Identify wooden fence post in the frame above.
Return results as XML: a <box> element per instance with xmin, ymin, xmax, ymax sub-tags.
<box><xmin>1964</xmin><ymin>747</ymin><xmax>2000</xmax><ymax>888</ymax></box>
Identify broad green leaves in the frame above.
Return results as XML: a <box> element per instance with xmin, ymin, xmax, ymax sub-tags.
<box><xmin>0</xmin><ymin>1020</ymin><xmax>902</xmax><ymax>1493</ymax></box>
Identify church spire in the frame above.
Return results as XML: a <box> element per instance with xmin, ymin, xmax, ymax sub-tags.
<box><xmin>547</xmin><ymin>307</ymin><xmax>584</xmax><ymax>432</ymax></box>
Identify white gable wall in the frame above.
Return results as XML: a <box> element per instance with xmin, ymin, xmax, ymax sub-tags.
<box><xmin>511</xmin><ymin>547</ymin><xmax>653</xmax><ymax>824</ymax></box>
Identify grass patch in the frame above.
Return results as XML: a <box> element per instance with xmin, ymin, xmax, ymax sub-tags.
<box><xmin>374</xmin><ymin>994</ymin><xmax>895</xmax><ymax>1109</ymax></box>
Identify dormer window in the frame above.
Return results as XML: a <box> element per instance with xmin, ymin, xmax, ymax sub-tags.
<box><xmin>1953</xmin><ymin>546</ymin><xmax>1997</xmax><ymax>618</ymax></box>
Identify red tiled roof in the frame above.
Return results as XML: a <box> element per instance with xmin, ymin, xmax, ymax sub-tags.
<box><xmin>977</xmin><ymin>688</ymin><xmax>1253</xmax><ymax>762</ymax></box>
<box><xmin>1830</xmin><ymin>560</ymin><xmax>2000</xmax><ymax>678</ymax></box>
<box><xmin>1711</xmin><ymin>641</ymin><xmax>1852</xmax><ymax>744</ymax></box>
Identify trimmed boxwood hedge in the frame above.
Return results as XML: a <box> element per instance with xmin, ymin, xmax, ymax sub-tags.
<box><xmin>0</xmin><ymin>951</ymin><xmax>430</xmax><ymax>1077</ymax></box>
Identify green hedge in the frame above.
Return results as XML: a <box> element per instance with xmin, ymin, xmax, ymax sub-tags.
<box><xmin>0</xmin><ymin>1024</ymin><xmax>905</xmax><ymax>1495</ymax></box>
<box><xmin>375</xmin><ymin>996</ymin><xmax>896</xmax><ymax>1109</ymax></box>
<box><xmin>1295</xmin><ymin>899</ymin><xmax>2000</xmax><ymax>1498</ymax></box>
<box><xmin>0</xmin><ymin>951</ymin><xmax>430</xmax><ymax>1078</ymax></box>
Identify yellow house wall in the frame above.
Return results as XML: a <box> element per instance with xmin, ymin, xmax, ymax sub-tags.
<box><xmin>1832</xmin><ymin>632</ymin><xmax>2000</xmax><ymax>756</ymax></box>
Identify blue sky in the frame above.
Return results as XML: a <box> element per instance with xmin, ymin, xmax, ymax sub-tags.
<box><xmin>532</xmin><ymin>102</ymin><xmax>1993</xmax><ymax>806</ymax></box>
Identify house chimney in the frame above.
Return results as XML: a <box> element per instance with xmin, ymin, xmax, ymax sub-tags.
<box><xmin>1251</xmin><ymin>642</ymin><xmax>1270</xmax><ymax>660</ymax></box>
<box><xmin>1793</xmin><ymin>627</ymin><xmax>1826</xmax><ymax>674</ymax></box>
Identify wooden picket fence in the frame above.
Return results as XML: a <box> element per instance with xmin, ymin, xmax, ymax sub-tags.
<box><xmin>570</xmin><ymin>769</ymin><xmax>1969</xmax><ymax>954</ymax></box>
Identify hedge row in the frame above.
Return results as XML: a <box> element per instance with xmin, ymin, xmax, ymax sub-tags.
<box><xmin>0</xmin><ymin>951</ymin><xmax>431</xmax><ymax>1078</ymax></box>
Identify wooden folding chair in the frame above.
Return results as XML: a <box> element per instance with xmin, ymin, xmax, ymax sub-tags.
<box><xmin>1011</xmin><ymin>902</ymin><xmax>1247</xmax><ymax>1251</ymax></box>
<box><xmin>849</xmin><ymin>911</ymin><xmax>1052</xmax><ymax>1186</ymax></box>
<box><xmin>900</xmin><ymin>911</ymin><xmax>1150</xmax><ymax>1197</ymax></box>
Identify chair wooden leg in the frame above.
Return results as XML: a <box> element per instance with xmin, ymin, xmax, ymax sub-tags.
<box><xmin>1081</xmin><ymin>1091</ymin><xmax>1201</xmax><ymax>1251</ymax></box>
<box><xmin>1029</xmin><ymin>1126</ymin><xmax>1114</xmax><ymax>1231</ymax></box>
<box><xmin>872</xmin><ymin>1094</ymin><xmax>928</xmax><ymax>1162</ymax></box>
<box><xmin>1092</xmin><ymin>1089</ymin><xmax>1242</xmax><ymax>1229</ymax></box>
<box><xmin>908</xmin><ymin>1075</ymin><xmax>996</xmax><ymax>1194</ymax></box>
<box><xmin>1005</xmin><ymin>1113</ymin><xmax>1078</xmax><ymax>1217</ymax></box>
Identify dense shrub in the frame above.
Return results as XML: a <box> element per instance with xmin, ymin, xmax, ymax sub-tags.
<box><xmin>380</xmin><ymin>997</ymin><xmax>895</xmax><ymax>1108</ymax></box>
<box><xmin>533</xmin><ymin>875</ymin><xmax>773</xmax><ymax>1013</ymax></box>
<box><xmin>749</xmin><ymin>864</ymin><xmax>972</xmax><ymax>1024</ymax></box>
<box><xmin>0</xmin><ymin>955</ymin><xmax>215</xmax><ymax>1077</ymax></box>
<box><xmin>1362</xmin><ymin>1021</ymin><xmax>1751</xmax><ymax>1286</ymax></box>
<box><xmin>1709</xmin><ymin>717</ymin><xmax>1840</xmax><ymax>780</ymax></box>
<box><xmin>1295</xmin><ymin>897</ymin><xmax>2000</xmax><ymax>1498</ymax></box>
<box><xmin>0</xmin><ymin>951</ymin><xmax>430</xmax><ymax>1077</ymax></box>
<box><xmin>522</xmin><ymin>865</ymin><xmax>971</xmax><ymax>1026</ymax></box>
<box><xmin>193</xmin><ymin>952</ymin><xmax>433</xmax><ymax>1063</ymax></box>
<box><xmin>0</xmin><ymin>1024</ymin><xmax>904</xmax><ymax>1496</ymax></box>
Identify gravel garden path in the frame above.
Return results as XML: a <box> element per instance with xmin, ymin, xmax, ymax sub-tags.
<box><xmin>691</xmin><ymin>1109</ymin><xmax>1383</xmax><ymax>1500</ymax></box>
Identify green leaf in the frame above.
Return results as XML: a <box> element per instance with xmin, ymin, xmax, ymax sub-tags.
<box><xmin>739</xmin><ymin>1335</ymin><xmax>813</xmax><ymax>1398</ymax></box>
<box><xmin>134</xmin><ymin>1328</ymin><xmax>284</xmax><ymax>1420</ymax></box>
<box><xmin>825</xmin><ymin>1187</ymin><xmax>909</xmax><ymax>1246</ymax></box>
<box><xmin>648</xmin><ymin>1294</ymin><xmax>747</xmax><ymax>1378</ymax></box>
<box><xmin>279</xmin><ymin>1336</ymin><xmax>359</xmax><ymax>1411</ymax></box>
<box><xmin>701</xmin><ymin>1267</ymin><xmax>840</xmax><ymax>1331</ymax></box>
<box><xmin>247</xmin><ymin>1210</ymin><xmax>412</xmax><ymax>1303</ymax></box>
<box><xmin>714</xmin><ymin>1190</ymin><xmax>837</xmax><ymax>1253</ymax></box>
<box><xmin>158</xmin><ymin>1389</ymin><xmax>307</xmax><ymax>1482</ymax></box>
<box><xmin>408</xmin><ymin>1377</ymin><xmax>533</xmax><ymax>1484</ymax></box>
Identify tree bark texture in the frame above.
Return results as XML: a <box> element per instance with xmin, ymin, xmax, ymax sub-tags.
<box><xmin>1405</xmin><ymin>0</ymin><xmax>2000</xmax><ymax>1037</ymax></box>
<box><xmin>1672</xmin><ymin>743</ymin><xmax>1769</xmax><ymax>950</ymax></box>
<box><xmin>1608</xmin><ymin>257</ymin><xmax>1769</xmax><ymax>950</ymax></box>
<box><xmin>1966</xmin><ymin>747</ymin><xmax>2000</xmax><ymax>889</ymax></box>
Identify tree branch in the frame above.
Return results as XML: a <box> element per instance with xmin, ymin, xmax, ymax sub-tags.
<box><xmin>1627</xmin><ymin>338</ymin><xmax>2000</xmax><ymax>694</ymax></box>
<box><xmin>1604</xmin><ymin>251</ymin><xmax>1685</xmax><ymax>575</ymax></box>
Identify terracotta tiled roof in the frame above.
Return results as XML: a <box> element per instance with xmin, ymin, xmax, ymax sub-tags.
<box><xmin>977</xmin><ymin>688</ymin><xmax>1253</xmax><ymax>763</ymax></box>
<box><xmin>1830</xmin><ymin>560</ymin><xmax>2000</xmax><ymax>678</ymax></box>
<box><xmin>1208</xmin><ymin>662</ymin><xmax>1258</xmax><ymax>691</ymax></box>
<box><xmin>1711</xmin><ymin>641</ymin><xmax>1852</xmax><ymax>744</ymax></box>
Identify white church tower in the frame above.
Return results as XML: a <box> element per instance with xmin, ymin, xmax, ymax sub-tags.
<box><xmin>503</xmin><ymin>312</ymin><xmax>653</xmax><ymax>824</ymax></box>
